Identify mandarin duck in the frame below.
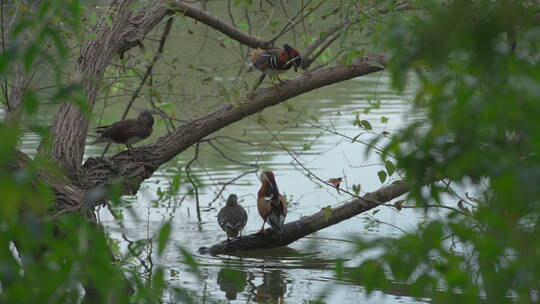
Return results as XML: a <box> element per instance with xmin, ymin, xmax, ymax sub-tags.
<box><xmin>247</xmin><ymin>44</ymin><xmax>302</xmax><ymax>85</ymax></box>
<box><xmin>257</xmin><ymin>171</ymin><xmax>287</xmax><ymax>234</ymax></box>
<box><xmin>217</xmin><ymin>194</ymin><xmax>248</xmax><ymax>242</ymax></box>
<box><xmin>328</xmin><ymin>177</ymin><xmax>343</xmax><ymax>194</ymax></box>
<box><xmin>255</xmin><ymin>270</ymin><xmax>287</xmax><ymax>304</ymax></box>
<box><xmin>93</xmin><ymin>110</ymin><xmax>154</xmax><ymax>152</ymax></box>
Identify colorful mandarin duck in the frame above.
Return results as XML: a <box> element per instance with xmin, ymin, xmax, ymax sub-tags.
<box><xmin>257</xmin><ymin>171</ymin><xmax>287</xmax><ymax>234</ymax></box>
<box><xmin>93</xmin><ymin>110</ymin><xmax>154</xmax><ymax>152</ymax></box>
<box><xmin>217</xmin><ymin>194</ymin><xmax>248</xmax><ymax>242</ymax></box>
<box><xmin>328</xmin><ymin>177</ymin><xmax>343</xmax><ymax>194</ymax></box>
<box><xmin>255</xmin><ymin>270</ymin><xmax>287</xmax><ymax>304</ymax></box>
<box><xmin>247</xmin><ymin>44</ymin><xmax>302</xmax><ymax>85</ymax></box>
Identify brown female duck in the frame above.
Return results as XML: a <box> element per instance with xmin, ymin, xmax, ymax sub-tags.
<box><xmin>217</xmin><ymin>194</ymin><xmax>248</xmax><ymax>242</ymax></box>
<box><xmin>93</xmin><ymin>110</ymin><xmax>154</xmax><ymax>151</ymax></box>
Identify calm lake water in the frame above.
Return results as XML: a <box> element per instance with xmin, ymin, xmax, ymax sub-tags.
<box><xmin>10</xmin><ymin>63</ymin><xmax>434</xmax><ymax>303</ymax></box>
<box><xmin>12</xmin><ymin>3</ymin><xmax>437</xmax><ymax>301</ymax></box>
<box><xmin>40</xmin><ymin>71</ymin><xmax>433</xmax><ymax>304</ymax></box>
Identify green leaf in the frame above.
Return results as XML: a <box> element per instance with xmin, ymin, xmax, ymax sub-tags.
<box><xmin>104</xmin><ymin>14</ymin><xmax>113</xmax><ymax>28</ymax></box>
<box><xmin>377</xmin><ymin>170</ymin><xmax>387</xmax><ymax>183</ymax></box>
<box><xmin>385</xmin><ymin>161</ymin><xmax>395</xmax><ymax>176</ymax></box>
<box><xmin>323</xmin><ymin>206</ymin><xmax>333</xmax><ymax>220</ymax></box>
<box><xmin>352</xmin><ymin>184</ymin><xmax>361</xmax><ymax>195</ymax></box>
<box><xmin>23</xmin><ymin>44</ymin><xmax>39</xmax><ymax>71</ymax></box>
<box><xmin>0</xmin><ymin>48</ymin><xmax>15</xmax><ymax>75</ymax></box>
<box><xmin>361</xmin><ymin>120</ymin><xmax>372</xmax><ymax>131</ymax></box>
<box><xmin>179</xmin><ymin>247</ymin><xmax>201</xmax><ymax>280</ymax></box>
<box><xmin>20</xmin><ymin>89</ymin><xmax>37</xmax><ymax>115</ymax></box>
<box><xmin>158</xmin><ymin>221</ymin><xmax>172</xmax><ymax>256</ymax></box>
<box><xmin>353</xmin><ymin>114</ymin><xmax>361</xmax><ymax>127</ymax></box>
<box><xmin>380</xmin><ymin>116</ymin><xmax>389</xmax><ymax>123</ymax></box>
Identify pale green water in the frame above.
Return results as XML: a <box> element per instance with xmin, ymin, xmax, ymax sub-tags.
<box><xmin>16</xmin><ymin>72</ymin><xmax>431</xmax><ymax>303</ymax></box>
<box><xmin>83</xmin><ymin>73</ymin><xmax>430</xmax><ymax>303</ymax></box>
<box><xmin>14</xmin><ymin>2</ymin><xmax>437</xmax><ymax>301</ymax></box>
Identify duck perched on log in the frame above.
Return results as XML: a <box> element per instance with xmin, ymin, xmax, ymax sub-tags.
<box><xmin>247</xmin><ymin>44</ymin><xmax>302</xmax><ymax>85</ymax></box>
<box><xmin>217</xmin><ymin>194</ymin><xmax>248</xmax><ymax>242</ymax></box>
<box><xmin>257</xmin><ymin>171</ymin><xmax>287</xmax><ymax>234</ymax></box>
<box><xmin>93</xmin><ymin>110</ymin><xmax>154</xmax><ymax>152</ymax></box>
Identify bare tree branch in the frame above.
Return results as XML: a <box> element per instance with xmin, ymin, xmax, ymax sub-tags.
<box><xmin>77</xmin><ymin>54</ymin><xmax>386</xmax><ymax>209</ymax></box>
<box><xmin>300</xmin><ymin>2</ymin><xmax>416</xmax><ymax>69</ymax></box>
<box><xmin>198</xmin><ymin>180</ymin><xmax>411</xmax><ymax>255</ymax></box>
<box><xmin>169</xmin><ymin>1</ymin><xmax>273</xmax><ymax>49</ymax></box>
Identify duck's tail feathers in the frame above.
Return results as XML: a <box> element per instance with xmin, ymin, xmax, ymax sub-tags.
<box><xmin>94</xmin><ymin>125</ymin><xmax>109</xmax><ymax>134</ymax></box>
<box><xmin>267</xmin><ymin>210</ymin><xmax>285</xmax><ymax>231</ymax></box>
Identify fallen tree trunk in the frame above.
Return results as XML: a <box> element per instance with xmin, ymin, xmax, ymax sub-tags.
<box><xmin>198</xmin><ymin>181</ymin><xmax>411</xmax><ymax>255</ymax></box>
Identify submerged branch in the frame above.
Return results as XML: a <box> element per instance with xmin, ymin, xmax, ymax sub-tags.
<box><xmin>198</xmin><ymin>181</ymin><xmax>411</xmax><ymax>255</ymax></box>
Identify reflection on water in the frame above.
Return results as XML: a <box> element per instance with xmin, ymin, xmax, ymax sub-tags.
<box><xmin>217</xmin><ymin>268</ymin><xmax>247</xmax><ymax>301</ymax></box>
<box><xmin>21</xmin><ymin>71</ymin><xmax>428</xmax><ymax>303</ymax></box>
<box><xmin>100</xmin><ymin>73</ymin><xmax>425</xmax><ymax>303</ymax></box>
<box><xmin>254</xmin><ymin>270</ymin><xmax>287</xmax><ymax>304</ymax></box>
<box><xmin>217</xmin><ymin>267</ymin><xmax>288</xmax><ymax>304</ymax></box>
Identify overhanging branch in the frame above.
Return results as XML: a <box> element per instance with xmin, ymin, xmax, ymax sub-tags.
<box><xmin>169</xmin><ymin>1</ymin><xmax>272</xmax><ymax>49</ymax></box>
<box><xmin>79</xmin><ymin>54</ymin><xmax>386</xmax><ymax>198</ymax></box>
<box><xmin>199</xmin><ymin>180</ymin><xmax>411</xmax><ymax>255</ymax></box>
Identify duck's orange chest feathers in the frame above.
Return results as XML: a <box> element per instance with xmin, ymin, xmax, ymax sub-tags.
<box><xmin>257</xmin><ymin>181</ymin><xmax>272</xmax><ymax>218</ymax></box>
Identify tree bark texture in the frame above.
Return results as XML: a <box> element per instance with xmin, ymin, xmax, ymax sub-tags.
<box><xmin>49</xmin><ymin>0</ymin><xmax>173</xmax><ymax>172</ymax></box>
<box><xmin>198</xmin><ymin>181</ymin><xmax>411</xmax><ymax>255</ymax></box>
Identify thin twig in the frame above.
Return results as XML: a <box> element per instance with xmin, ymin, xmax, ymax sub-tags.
<box><xmin>206</xmin><ymin>141</ymin><xmax>259</xmax><ymax>168</ymax></box>
<box><xmin>258</xmin><ymin>121</ymin><xmax>366</xmax><ymax>199</ymax></box>
<box><xmin>185</xmin><ymin>141</ymin><xmax>202</xmax><ymax>222</ymax></box>
<box><xmin>268</xmin><ymin>0</ymin><xmax>323</xmax><ymax>44</ymax></box>
<box><xmin>208</xmin><ymin>169</ymin><xmax>258</xmax><ymax>206</ymax></box>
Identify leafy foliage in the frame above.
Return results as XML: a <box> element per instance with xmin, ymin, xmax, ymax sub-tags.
<box><xmin>347</xmin><ymin>1</ymin><xmax>540</xmax><ymax>302</ymax></box>
<box><xmin>0</xmin><ymin>1</ymin><xmax>188</xmax><ymax>303</ymax></box>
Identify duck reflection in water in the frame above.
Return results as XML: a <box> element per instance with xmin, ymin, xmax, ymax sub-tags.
<box><xmin>217</xmin><ymin>268</ymin><xmax>247</xmax><ymax>301</ymax></box>
<box><xmin>254</xmin><ymin>270</ymin><xmax>287</xmax><ymax>304</ymax></box>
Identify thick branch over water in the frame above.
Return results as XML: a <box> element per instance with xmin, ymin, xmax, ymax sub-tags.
<box><xmin>32</xmin><ymin>0</ymin><xmax>388</xmax><ymax>213</ymax></box>
<box><xmin>169</xmin><ymin>1</ymin><xmax>272</xmax><ymax>49</ymax></box>
<box><xmin>199</xmin><ymin>181</ymin><xmax>411</xmax><ymax>255</ymax></box>
<box><xmin>79</xmin><ymin>54</ymin><xmax>386</xmax><ymax>207</ymax></box>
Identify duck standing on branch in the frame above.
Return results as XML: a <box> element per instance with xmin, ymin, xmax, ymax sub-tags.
<box><xmin>247</xmin><ymin>44</ymin><xmax>302</xmax><ymax>86</ymax></box>
<box><xmin>217</xmin><ymin>194</ymin><xmax>248</xmax><ymax>242</ymax></box>
<box><xmin>257</xmin><ymin>171</ymin><xmax>287</xmax><ymax>234</ymax></box>
<box><xmin>93</xmin><ymin>110</ymin><xmax>154</xmax><ymax>152</ymax></box>
<box><xmin>328</xmin><ymin>177</ymin><xmax>343</xmax><ymax>194</ymax></box>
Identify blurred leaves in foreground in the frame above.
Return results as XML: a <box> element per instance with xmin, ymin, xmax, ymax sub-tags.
<box><xmin>0</xmin><ymin>1</ymin><xmax>194</xmax><ymax>303</ymax></box>
<box><xmin>348</xmin><ymin>1</ymin><xmax>540</xmax><ymax>303</ymax></box>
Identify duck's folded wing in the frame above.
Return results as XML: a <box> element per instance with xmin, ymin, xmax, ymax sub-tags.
<box><xmin>253</xmin><ymin>49</ymin><xmax>280</xmax><ymax>69</ymax></box>
<box><xmin>267</xmin><ymin>198</ymin><xmax>286</xmax><ymax>231</ymax></box>
<box><xmin>100</xmin><ymin>120</ymin><xmax>139</xmax><ymax>143</ymax></box>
